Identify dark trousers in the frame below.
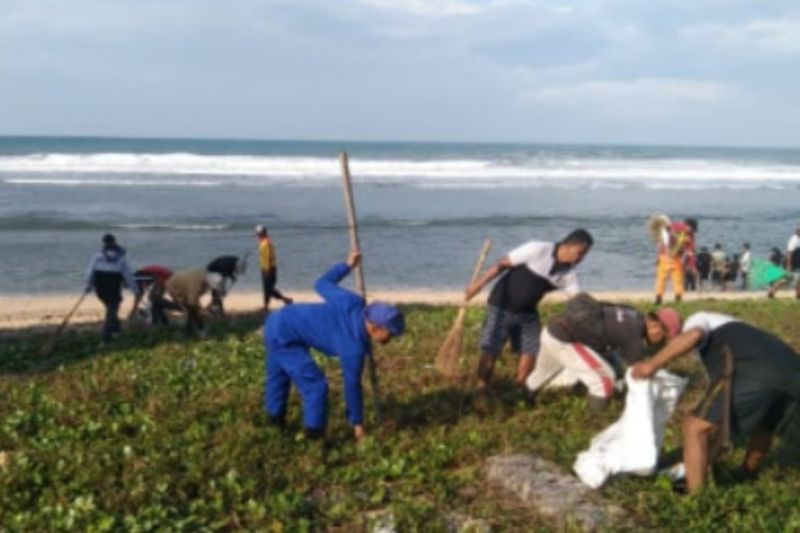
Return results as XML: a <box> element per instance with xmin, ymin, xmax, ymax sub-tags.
<box><xmin>262</xmin><ymin>269</ymin><xmax>290</xmax><ymax>309</ymax></box>
<box><xmin>100</xmin><ymin>297</ymin><xmax>121</xmax><ymax>341</ymax></box>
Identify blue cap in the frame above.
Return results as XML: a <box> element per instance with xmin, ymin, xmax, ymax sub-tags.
<box><xmin>364</xmin><ymin>302</ymin><xmax>405</xmax><ymax>337</ymax></box>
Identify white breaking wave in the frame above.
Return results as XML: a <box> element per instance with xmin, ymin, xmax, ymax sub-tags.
<box><xmin>0</xmin><ymin>152</ymin><xmax>799</xmax><ymax>188</ymax></box>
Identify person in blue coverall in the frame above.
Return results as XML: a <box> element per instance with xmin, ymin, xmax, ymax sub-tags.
<box><xmin>264</xmin><ymin>250</ymin><xmax>405</xmax><ymax>441</ymax></box>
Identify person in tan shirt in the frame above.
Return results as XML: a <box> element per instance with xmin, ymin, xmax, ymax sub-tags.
<box><xmin>166</xmin><ymin>268</ymin><xmax>220</xmax><ymax>335</ymax></box>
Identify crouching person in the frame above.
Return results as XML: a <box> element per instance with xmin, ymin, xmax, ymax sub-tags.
<box><xmin>525</xmin><ymin>293</ymin><xmax>682</xmax><ymax>411</ymax></box>
<box><xmin>165</xmin><ymin>268</ymin><xmax>221</xmax><ymax>336</ymax></box>
<box><xmin>263</xmin><ymin>250</ymin><xmax>404</xmax><ymax>441</ymax></box>
<box><xmin>632</xmin><ymin>312</ymin><xmax>800</xmax><ymax>493</ymax></box>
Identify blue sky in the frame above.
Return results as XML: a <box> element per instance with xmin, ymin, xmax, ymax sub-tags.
<box><xmin>1</xmin><ymin>0</ymin><xmax>799</xmax><ymax>146</ymax></box>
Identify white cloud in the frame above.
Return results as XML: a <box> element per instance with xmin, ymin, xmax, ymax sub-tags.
<box><xmin>358</xmin><ymin>0</ymin><xmax>484</xmax><ymax>17</ymax></box>
<box><xmin>524</xmin><ymin>78</ymin><xmax>730</xmax><ymax>105</ymax></box>
<box><xmin>683</xmin><ymin>18</ymin><xmax>800</xmax><ymax>55</ymax></box>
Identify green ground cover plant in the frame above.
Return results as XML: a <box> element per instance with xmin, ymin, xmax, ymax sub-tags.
<box><xmin>0</xmin><ymin>299</ymin><xmax>798</xmax><ymax>531</ymax></box>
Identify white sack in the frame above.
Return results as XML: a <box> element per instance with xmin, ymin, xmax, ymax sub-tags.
<box><xmin>573</xmin><ymin>368</ymin><xmax>688</xmax><ymax>489</ymax></box>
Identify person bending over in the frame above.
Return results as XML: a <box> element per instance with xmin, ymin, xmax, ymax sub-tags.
<box><xmin>264</xmin><ymin>250</ymin><xmax>404</xmax><ymax>441</ymax></box>
<box><xmin>526</xmin><ymin>294</ymin><xmax>681</xmax><ymax>411</ymax></box>
<box><xmin>465</xmin><ymin>229</ymin><xmax>593</xmax><ymax>390</ymax></box>
<box><xmin>632</xmin><ymin>312</ymin><xmax>800</xmax><ymax>493</ymax></box>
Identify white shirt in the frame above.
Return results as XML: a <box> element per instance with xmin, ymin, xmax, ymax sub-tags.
<box><xmin>788</xmin><ymin>234</ymin><xmax>800</xmax><ymax>252</ymax></box>
<box><xmin>507</xmin><ymin>240</ymin><xmax>581</xmax><ymax>294</ymax></box>
<box><xmin>683</xmin><ymin>312</ymin><xmax>738</xmax><ymax>350</ymax></box>
<box><xmin>740</xmin><ymin>250</ymin><xmax>752</xmax><ymax>273</ymax></box>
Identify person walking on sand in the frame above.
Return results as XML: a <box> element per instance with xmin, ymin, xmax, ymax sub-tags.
<box><xmin>206</xmin><ymin>254</ymin><xmax>248</xmax><ymax>316</ymax></box>
<box><xmin>767</xmin><ymin>224</ymin><xmax>800</xmax><ymax>299</ymax></box>
<box><xmin>632</xmin><ymin>312</ymin><xmax>800</xmax><ymax>493</ymax></box>
<box><xmin>739</xmin><ymin>243</ymin><xmax>752</xmax><ymax>290</ymax></box>
<box><xmin>264</xmin><ymin>250</ymin><xmax>404</xmax><ymax>441</ymax></box>
<box><xmin>525</xmin><ymin>293</ymin><xmax>682</xmax><ymax>411</ymax></box>
<box><xmin>257</xmin><ymin>226</ymin><xmax>293</xmax><ymax>312</ymax></box>
<box><xmin>165</xmin><ymin>268</ymin><xmax>222</xmax><ymax>336</ymax></box>
<box><xmin>85</xmin><ymin>234</ymin><xmax>140</xmax><ymax>342</ymax></box>
<box><xmin>654</xmin><ymin>218</ymin><xmax>697</xmax><ymax>304</ymax></box>
<box><xmin>465</xmin><ymin>229</ymin><xmax>594</xmax><ymax>390</ymax></box>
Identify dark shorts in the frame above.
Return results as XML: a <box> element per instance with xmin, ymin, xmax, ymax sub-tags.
<box><xmin>479</xmin><ymin>305</ymin><xmax>540</xmax><ymax>357</ymax></box>
<box><xmin>696</xmin><ymin>323</ymin><xmax>800</xmax><ymax>436</ymax></box>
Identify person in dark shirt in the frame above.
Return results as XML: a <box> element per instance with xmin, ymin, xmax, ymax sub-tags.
<box><xmin>696</xmin><ymin>246</ymin><xmax>711</xmax><ymax>292</ymax></box>
<box><xmin>465</xmin><ymin>229</ymin><xmax>593</xmax><ymax>390</ymax></box>
<box><xmin>633</xmin><ymin>312</ymin><xmax>800</xmax><ymax>493</ymax></box>
<box><xmin>525</xmin><ymin>296</ymin><xmax>682</xmax><ymax>410</ymax></box>
<box><xmin>85</xmin><ymin>234</ymin><xmax>140</xmax><ymax>341</ymax></box>
<box><xmin>206</xmin><ymin>254</ymin><xmax>247</xmax><ymax>315</ymax></box>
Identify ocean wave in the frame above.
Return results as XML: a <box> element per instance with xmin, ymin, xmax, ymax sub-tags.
<box><xmin>0</xmin><ymin>152</ymin><xmax>799</xmax><ymax>189</ymax></box>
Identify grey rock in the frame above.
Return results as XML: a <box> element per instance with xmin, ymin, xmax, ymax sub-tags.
<box><xmin>486</xmin><ymin>454</ymin><xmax>629</xmax><ymax>532</ymax></box>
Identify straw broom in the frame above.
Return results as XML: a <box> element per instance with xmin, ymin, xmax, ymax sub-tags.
<box><xmin>435</xmin><ymin>239</ymin><xmax>492</xmax><ymax>378</ymax></box>
<box><xmin>39</xmin><ymin>291</ymin><xmax>89</xmax><ymax>357</ymax></box>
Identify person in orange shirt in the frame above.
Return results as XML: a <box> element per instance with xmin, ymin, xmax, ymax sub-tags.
<box><xmin>256</xmin><ymin>225</ymin><xmax>293</xmax><ymax>312</ymax></box>
<box><xmin>654</xmin><ymin>217</ymin><xmax>698</xmax><ymax>305</ymax></box>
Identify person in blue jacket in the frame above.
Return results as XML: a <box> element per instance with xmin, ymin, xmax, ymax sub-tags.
<box><xmin>264</xmin><ymin>250</ymin><xmax>405</xmax><ymax>441</ymax></box>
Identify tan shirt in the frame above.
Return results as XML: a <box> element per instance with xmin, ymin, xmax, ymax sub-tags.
<box><xmin>166</xmin><ymin>269</ymin><xmax>208</xmax><ymax>306</ymax></box>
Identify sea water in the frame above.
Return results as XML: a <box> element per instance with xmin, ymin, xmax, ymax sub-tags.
<box><xmin>0</xmin><ymin>136</ymin><xmax>798</xmax><ymax>295</ymax></box>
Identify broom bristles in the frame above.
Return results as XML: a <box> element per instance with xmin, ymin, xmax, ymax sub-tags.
<box><xmin>435</xmin><ymin>309</ymin><xmax>467</xmax><ymax>377</ymax></box>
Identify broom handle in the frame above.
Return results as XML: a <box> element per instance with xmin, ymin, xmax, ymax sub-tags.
<box><xmin>339</xmin><ymin>152</ymin><xmax>381</xmax><ymax>421</ymax></box>
<box><xmin>57</xmin><ymin>292</ymin><xmax>89</xmax><ymax>335</ymax></box>
<box><xmin>461</xmin><ymin>239</ymin><xmax>493</xmax><ymax>308</ymax></box>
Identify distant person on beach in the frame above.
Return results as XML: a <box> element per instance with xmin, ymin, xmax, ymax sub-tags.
<box><xmin>465</xmin><ymin>228</ymin><xmax>594</xmax><ymax>390</ymax></box>
<box><xmin>767</xmin><ymin>224</ymin><xmax>800</xmax><ymax>299</ymax></box>
<box><xmin>257</xmin><ymin>226</ymin><xmax>293</xmax><ymax>312</ymax></box>
<box><xmin>84</xmin><ymin>234</ymin><xmax>140</xmax><ymax>342</ymax></box>
<box><xmin>206</xmin><ymin>254</ymin><xmax>248</xmax><ymax>316</ymax></box>
<box><xmin>165</xmin><ymin>268</ymin><xmax>221</xmax><ymax>336</ymax></box>
<box><xmin>130</xmin><ymin>264</ymin><xmax>176</xmax><ymax>326</ymax></box>
<box><xmin>724</xmin><ymin>254</ymin><xmax>739</xmax><ymax>291</ymax></box>
<box><xmin>653</xmin><ymin>217</ymin><xmax>697</xmax><ymax>304</ymax></box>
<box><xmin>711</xmin><ymin>244</ymin><xmax>727</xmax><ymax>290</ymax></box>
<box><xmin>739</xmin><ymin>244</ymin><xmax>752</xmax><ymax>290</ymax></box>
<box><xmin>684</xmin><ymin>253</ymin><xmax>698</xmax><ymax>292</ymax></box>
<box><xmin>697</xmin><ymin>246</ymin><xmax>712</xmax><ymax>292</ymax></box>
<box><xmin>524</xmin><ymin>294</ymin><xmax>682</xmax><ymax>411</ymax></box>
<box><xmin>263</xmin><ymin>250</ymin><xmax>404</xmax><ymax>441</ymax></box>
<box><xmin>632</xmin><ymin>312</ymin><xmax>800</xmax><ymax>494</ymax></box>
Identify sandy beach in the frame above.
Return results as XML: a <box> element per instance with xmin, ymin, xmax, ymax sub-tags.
<box><xmin>0</xmin><ymin>288</ymin><xmax>782</xmax><ymax>333</ymax></box>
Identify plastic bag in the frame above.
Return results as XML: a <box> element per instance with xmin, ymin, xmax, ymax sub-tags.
<box><xmin>573</xmin><ymin>368</ymin><xmax>688</xmax><ymax>489</ymax></box>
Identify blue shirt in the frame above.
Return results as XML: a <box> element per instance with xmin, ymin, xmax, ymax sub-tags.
<box><xmin>266</xmin><ymin>262</ymin><xmax>371</xmax><ymax>425</ymax></box>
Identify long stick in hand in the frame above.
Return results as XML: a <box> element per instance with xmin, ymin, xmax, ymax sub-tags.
<box><xmin>39</xmin><ymin>292</ymin><xmax>89</xmax><ymax>356</ymax></box>
<box><xmin>435</xmin><ymin>239</ymin><xmax>492</xmax><ymax>377</ymax></box>
<box><xmin>339</xmin><ymin>152</ymin><xmax>382</xmax><ymax>421</ymax></box>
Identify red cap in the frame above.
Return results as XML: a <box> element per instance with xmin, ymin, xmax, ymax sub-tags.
<box><xmin>655</xmin><ymin>307</ymin><xmax>682</xmax><ymax>339</ymax></box>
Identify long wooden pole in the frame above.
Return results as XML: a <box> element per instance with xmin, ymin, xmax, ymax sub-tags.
<box><xmin>39</xmin><ymin>291</ymin><xmax>89</xmax><ymax>356</ymax></box>
<box><xmin>339</xmin><ymin>152</ymin><xmax>381</xmax><ymax>421</ymax></box>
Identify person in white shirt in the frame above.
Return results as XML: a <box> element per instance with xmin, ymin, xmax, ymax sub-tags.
<box><xmin>632</xmin><ymin>311</ymin><xmax>800</xmax><ymax>493</ymax></box>
<box><xmin>739</xmin><ymin>243</ymin><xmax>752</xmax><ymax>290</ymax></box>
<box><xmin>465</xmin><ymin>229</ymin><xmax>593</xmax><ymax>390</ymax></box>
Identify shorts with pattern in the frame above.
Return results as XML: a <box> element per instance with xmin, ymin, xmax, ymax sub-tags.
<box><xmin>479</xmin><ymin>305</ymin><xmax>541</xmax><ymax>357</ymax></box>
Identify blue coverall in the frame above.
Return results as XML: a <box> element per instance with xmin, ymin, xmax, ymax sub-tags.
<box><xmin>264</xmin><ymin>262</ymin><xmax>370</xmax><ymax>431</ymax></box>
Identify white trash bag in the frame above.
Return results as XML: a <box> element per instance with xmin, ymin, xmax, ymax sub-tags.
<box><xmin>573</xmin><ymin>368</ymin><xmax>688</xmax><ymax>489</ymax></box>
